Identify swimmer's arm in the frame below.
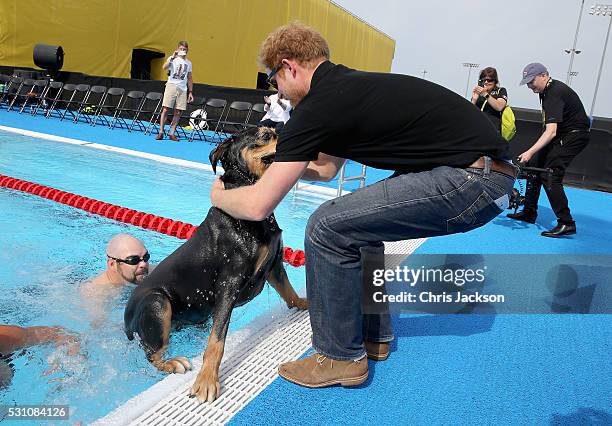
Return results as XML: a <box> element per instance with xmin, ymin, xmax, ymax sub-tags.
<box><xmin>211</xmin><ymin>161</ymin><xmax>308</xmax><ymax>221</ymax></box>
<box><xmin>301</xmin><ymin>153</ymin><xmax>346</xmax><ymax>182</ymax></box>
<box><xmin>0</xmin><ymin>325</ymin><xmax>76</xmax><ymax>353</ymax></box>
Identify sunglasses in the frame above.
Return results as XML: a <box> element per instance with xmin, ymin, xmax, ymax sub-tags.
<box><xmin>266</xmin><ymin>64</ymin><xmax>282</xmax><ymax>89</ymax></box>
<box><xmin>107</xmin><ymin>252</ymin><xmax>150</xmax><ymax>266</ymax></box>
<box><xmin>482</xmin><ymin>78</ymin><xmax>496</xmax><ymax>83</ymax></box>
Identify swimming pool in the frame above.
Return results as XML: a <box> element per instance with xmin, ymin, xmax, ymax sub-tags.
<box><xmin>0</xmin><ymin>131</ymin><xmax>323</xmax><ymax>423</ymax></box>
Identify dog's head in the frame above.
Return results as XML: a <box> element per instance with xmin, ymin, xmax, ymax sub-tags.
<box><xmin>209</xmin><ymin>127</ymin><xmax>278</xmax><ymax>187</ymax></box>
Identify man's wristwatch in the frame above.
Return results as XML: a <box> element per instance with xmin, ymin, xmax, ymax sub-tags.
<box><xmin>484</xmin><ymin>93</ymin><xmax>490</xmax><ymax>99</ymax></box>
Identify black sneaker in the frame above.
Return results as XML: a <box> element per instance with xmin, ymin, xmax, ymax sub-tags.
<box><xmin>541</xmin><ymin>223</ymin><xmax>576</xmax><ymax>238</ymax></box>
<box><xmin>507</xmin><ymin>210</ymin><xmax>537</xmax><ymax>224</ymax></box>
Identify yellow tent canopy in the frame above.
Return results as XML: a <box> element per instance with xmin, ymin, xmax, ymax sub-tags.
<box><xmin>0</xmin><ymin>0</ymin><xmax>395</xmax><ymax>88</ymax></box>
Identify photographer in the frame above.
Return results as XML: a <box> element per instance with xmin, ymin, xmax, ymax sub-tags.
<box><xmin>156</xmin><ymin>41</ymin><xmax>194</xmax><ymax>142</ymax></box>
<box><xmin>471</xmin><ymin>67</ymin><xmax>508</xmax><ymax>133</ymax></box>
<box><xmin>260</xmin><ymin>92</ymin><xmax>291</xmax><ymax>131</ymax></box>
<box><xmin>508</xmin><ymin>63</ymin><xmax>590</xmax><ymax>237</ymax></box>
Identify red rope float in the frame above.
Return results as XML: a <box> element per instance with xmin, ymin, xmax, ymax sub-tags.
<box><xmin>0</xmin><ymin>174</ymin><xmax>306</xmax><ymax>267</ymax></box>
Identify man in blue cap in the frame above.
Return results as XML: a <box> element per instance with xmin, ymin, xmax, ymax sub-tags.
<box><xmin>508</xmin><ymin>63</ymin><xmax>590</xmax><ymax>237</ymax></box>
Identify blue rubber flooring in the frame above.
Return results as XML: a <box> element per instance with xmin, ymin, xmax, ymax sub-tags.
<box><xmin>1</xmin><ymin>109</ymin><xmax>611</xmax><ymax>425</ymax></box>
<box><xmin>229</xmin><ymin>184</ymin><xmax>611</xmax><ymax>424</ymax></box>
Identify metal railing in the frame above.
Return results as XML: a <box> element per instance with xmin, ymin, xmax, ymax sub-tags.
<box><xmin>293</xmin><ymin>162</ymin><xmax>368</xmax><ymax>197</ymax></box>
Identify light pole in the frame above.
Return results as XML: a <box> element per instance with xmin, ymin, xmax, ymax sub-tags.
<box><xmin>589</xmin><ymin>4</ymin><xmax>612</xmax><ymax>117</ymax></box>
<box><xmin>462</xmin><ymin>62</ymin><xmax>479</xmax><ymax>99</ymax></box>
<box><xmin>422</xmin><ymin>70</ymin><xmax>428</xmax><ymax>79</ymax></box>
<box><xmin>565</xmin><ymin>0</ymin><xmax>585</xmax><ymax>85</ymax></box>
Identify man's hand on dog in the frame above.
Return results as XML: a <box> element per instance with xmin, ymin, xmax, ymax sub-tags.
<box><xmin>210</xmin><ymin>177</ymin><xmax>225</xmax><ymax>207</ymax></box>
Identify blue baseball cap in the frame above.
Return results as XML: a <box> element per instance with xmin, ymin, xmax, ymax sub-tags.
<box><xmin>520</xmin><ymin>63</ymin><xmax>548</xmax><ymax>85</ymax></box>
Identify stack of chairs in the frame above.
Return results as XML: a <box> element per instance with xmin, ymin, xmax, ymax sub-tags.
<box><xmin>0</xmin><ymin>72</ymin><xmax>269</xmax><ymax>144</ymax></box>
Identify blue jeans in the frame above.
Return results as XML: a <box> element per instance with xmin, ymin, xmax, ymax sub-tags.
<box><xmin>305</xmin><ymin>163</ymin><xmax>515</xmax><ymax>360</ymax></box>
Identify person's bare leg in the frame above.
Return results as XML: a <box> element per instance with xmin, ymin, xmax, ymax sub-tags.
<box><xmin>169</xmin><ymin>109</ymin><xmax>182</xmax><ymax>138</ymax></box>
<box><xmin>157</xmin><ymin>107</ymin><xmax>170</xmax><ymax>139</ymax></box>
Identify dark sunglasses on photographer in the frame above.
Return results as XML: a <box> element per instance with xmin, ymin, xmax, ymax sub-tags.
<box><xmin>107</xmin><ymin>252</ymin><xmax>150</xmax><ymax>266</ymax></box>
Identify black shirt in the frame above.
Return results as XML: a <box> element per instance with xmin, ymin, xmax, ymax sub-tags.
<box><xmin>539</xmin><ymin>79</ymin><xmax>589</xmax><ymax>137</ymax></box>
<box><xmin>475</xmin><ymin>87</ymin><xmax>508</xmax><ymax>131</ymax></box>
<box><xmin>276</xmin><ymin>61</ymin><xmax>509</xmax><ymax>173</ymax></box>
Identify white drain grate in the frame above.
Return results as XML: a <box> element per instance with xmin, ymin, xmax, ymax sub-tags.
<box><xmin>384</xmin><ymin>238</ymin><xmax>427</xmax><ymax>255</ymax></box>
<box><xmin>127</xmin><ymin>309</ymin><xmax>312</xmax><ymax>426</ymax></box>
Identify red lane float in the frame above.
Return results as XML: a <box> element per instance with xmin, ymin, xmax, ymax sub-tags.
<box><xmin>0</xmin><ymin>173</ymin><xmax>306</xmax><ymax>267</ymax></box>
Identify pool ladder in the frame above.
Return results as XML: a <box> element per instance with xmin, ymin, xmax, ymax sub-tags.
<box><xmin>294</xmin><ymin>162</ymin><xmax>367</xmax><ymax>197</ymax></box>
<box><xmin>336</xmin><ymin>162</ymin><xmax>367</xmax><ymax>197</ymax></box>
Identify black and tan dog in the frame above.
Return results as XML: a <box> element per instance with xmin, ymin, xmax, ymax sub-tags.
<box><xmin>124</xmin><ymin>127</ymin><xmax>307</xmax><ymax>402</ymax></box>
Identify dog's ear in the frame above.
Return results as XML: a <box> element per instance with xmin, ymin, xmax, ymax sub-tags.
<box><xmin>209</xmin><ymin>137</ymin><xmax>233</xmax><ymax>174</ymax></box>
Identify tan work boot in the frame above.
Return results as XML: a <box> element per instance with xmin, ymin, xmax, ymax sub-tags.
<box><xmin>365</xmin><ymin>341</ymin><xmax>390</xmax><ymax>361</ymax></box>
<box><xmin>278</xmin><ymin>353</ymin><xmax>368</xmax><ymax>388</ymax></box>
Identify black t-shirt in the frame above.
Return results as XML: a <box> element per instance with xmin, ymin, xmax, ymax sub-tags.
<box><xmin>539</xmin><ymin>79</ymin><xmax>589</xmax><ymax>136</ymax></box>
<box><xmin>276</xmin><ymin>61</ymin><xmax>509</xmax><ymax>172</ymax></box>
<box><xmin>475</xmin><ymin>87</ymin><xmax>508</xmax><ymax>130</ymax></box>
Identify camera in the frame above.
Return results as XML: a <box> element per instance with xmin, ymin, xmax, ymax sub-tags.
<box><xmin>478</xmin><ymin>79</ymin><xmax>484</xmax><ymax>87</ymax></box>
<box><xmin>508</xmin><ymin>162</ymin><xmax>554</xmax><ymax>213</ymax></box>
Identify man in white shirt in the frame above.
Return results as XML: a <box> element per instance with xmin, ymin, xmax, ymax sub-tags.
<box><xmin>260</xmin><ymin>93</ymin><xmax>292</xmax><ymax>131</ymax></box>
<box><xmin>156</xmin><ymin>41</ymin><xmax>194</xmax><ymax>142</ymax></box>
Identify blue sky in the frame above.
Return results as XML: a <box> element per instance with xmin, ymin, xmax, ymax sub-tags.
<box><xmin>333</xmin><ymin>0</ymin><xmax>612</xmax><ymax>118</ymax></box>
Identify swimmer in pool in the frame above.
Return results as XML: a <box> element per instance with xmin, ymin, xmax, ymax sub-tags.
<box><xmin>80</xmin><ymin>234</ymin><xmax>151</xmax><ymax>326</ymax></box>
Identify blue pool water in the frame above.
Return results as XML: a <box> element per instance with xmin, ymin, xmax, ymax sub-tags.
<box><xmin>0</xmin><ymin>131</ymin><xmax>322</xmax><ymax>423</ymax></box>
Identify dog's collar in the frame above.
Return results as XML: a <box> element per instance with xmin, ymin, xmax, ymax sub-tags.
<box><xmin>223</xmin><ymin>166</ymin><xmax>256</xmax><ymax>186</ymax></box>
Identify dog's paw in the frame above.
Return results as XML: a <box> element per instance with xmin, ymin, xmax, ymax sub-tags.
<box><xmin>288</xmin><ymin>297</ymin><xmax>308</xmax><ymax>310</ymax></box>
<box><xmin>156</xmin><ymin>357</ymin><xmax>192</xmax><ymax>374</ymax></box>
<box><xmin>190</xmin><ymin>370</ymin><xmax>221</xmax><ymax>403</ymax></box>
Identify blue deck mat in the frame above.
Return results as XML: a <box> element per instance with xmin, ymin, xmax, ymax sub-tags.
<box><xmin>228</xmin><ymin>185</ymin><xmax>611</xmax><ymax>424</ymax></box>
<box><xmin>2</xmin><ymin>110</ymin><xmax>611</xmax><ymax>424</ymax></box>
